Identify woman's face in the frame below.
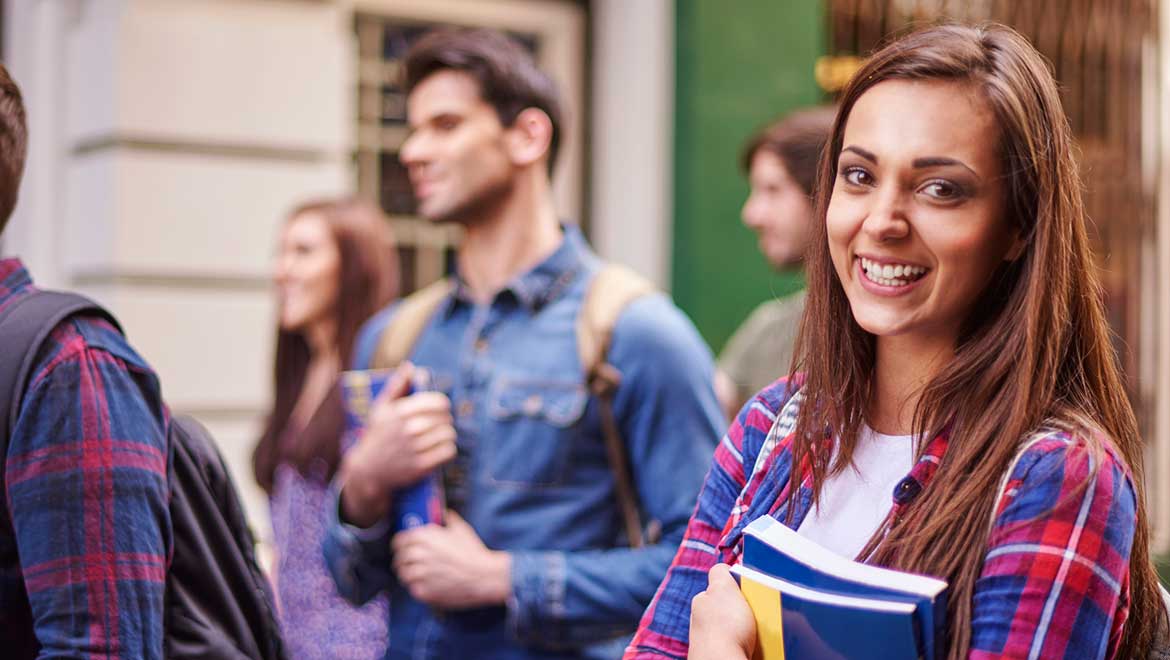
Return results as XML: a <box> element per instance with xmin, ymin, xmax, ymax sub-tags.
<box><xmin>742</xmin><ymin>150</ymin><xmax>815</xmax><ymax>269</ymax></box>
<box><xmin>274</xmin><ymin>212</ymin><xmax>341</xmax><ymax>334</ymax></box>
<box><xmin>826</xmin><ymin>79</ymin><xmax>1022</xmax><ymax>349</ymax></box>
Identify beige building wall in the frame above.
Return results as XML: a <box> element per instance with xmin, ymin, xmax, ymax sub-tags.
<box><xmin>590</xmin><ymin>0</ymin><xmax>674</xmax><ymax>288</ymax></box>
<box><xmin>3</xmin><ymin>0</ymin><xmax>353</xmax><ymax>539</ymax></box>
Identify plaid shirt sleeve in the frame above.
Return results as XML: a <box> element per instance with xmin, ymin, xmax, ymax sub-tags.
<box><xmin>6</xmin><ymin>316</ymin><xmax>170</xmax><ymax>658</ymax></box>
<box><xmin>623</xmin><ymin>385</ymin><xmax>786</xmax><ymax>659</ymax></box>
<box><xmin>970</xmin><ymin>433</ymin><xmax>1135</xmax><ymax>659</ymax></box>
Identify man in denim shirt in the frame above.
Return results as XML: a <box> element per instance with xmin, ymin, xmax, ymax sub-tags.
<box><xmin>323</xmin><ymin>28</ymin><xmax>724</xmax><ymax>659</ymax></box>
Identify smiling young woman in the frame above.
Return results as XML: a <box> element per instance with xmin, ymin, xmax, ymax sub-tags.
<box><xmin>625</xmin><ymin>23</ymin><xmax>1164</xmax><ymax>660</ymax></box>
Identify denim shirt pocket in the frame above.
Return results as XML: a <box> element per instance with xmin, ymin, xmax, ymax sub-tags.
<box><xmin>485</xmin><ymin>375</ymin><xmax>588</xmax><ymax>488</ymax></box>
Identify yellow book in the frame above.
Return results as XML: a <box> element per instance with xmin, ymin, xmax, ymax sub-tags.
<box><xmin>740</xmin><ymin>570</ymin><xmax>786</xmax><ymax>660</ymax></box>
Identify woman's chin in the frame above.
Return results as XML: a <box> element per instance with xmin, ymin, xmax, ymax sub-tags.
<box><xmin>849</xmin><ymin>307</ymin><xmax>913</xmax><ymax>339</ymax></box>
<box><xmin>279</xmin><ymin>315</ymin><xmax>307</xmax><ymax>334</ymax></box>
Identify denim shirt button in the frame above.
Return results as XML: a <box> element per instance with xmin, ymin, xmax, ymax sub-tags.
<box><xmin>892</xmin><ymin>476</ymin><xmax>922</xmax><ymax>504</ymax></box>
<box><xmin>457</xmin><ymin>400</ymin><xmax>474</xmax><ymax>418</ymax></box>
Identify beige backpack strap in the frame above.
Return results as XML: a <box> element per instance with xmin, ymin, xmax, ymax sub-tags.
<box><xmin>577</xmin><ymin>263</ymin><xmax>657</xmax><ymax>548</ymax></box>
<box><xmin>372</xmin><ymin>277</ymin><xmax>456</xmax><ymax>369</ymax></box>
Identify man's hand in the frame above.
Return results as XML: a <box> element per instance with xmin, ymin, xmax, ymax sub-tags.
<box><xmin>687</xmin><ymin>563</ymin><xmax>755</xmax><ymax>660</ymax></box>
<box><xmin>391</xmin><ymin>510</ymin><xmax>512</xmax><ymax>610</ymax></box>
<box><xmin>339</xmin><ymin>362</ymin><xmax>456</xmax><ymax>527</ymax></box>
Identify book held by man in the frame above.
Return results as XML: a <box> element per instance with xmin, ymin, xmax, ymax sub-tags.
<box><xmin>339</xmin><ymin>368</ymin><xmax>445</xmax><ymax>531</ymax></box>
<box><xmin>731</xmin><ymin>515</ymin><xmax>948</xmax><ymax>660</ymax></box>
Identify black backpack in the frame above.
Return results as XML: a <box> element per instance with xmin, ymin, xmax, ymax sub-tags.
<box><xmin>0</xmin><ymin>290</ymin><xmax>285</xmax><ymax>660</ymax></box>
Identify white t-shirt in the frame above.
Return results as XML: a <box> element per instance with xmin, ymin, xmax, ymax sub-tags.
<box><xmin>796</xmin><ymin>426</ymin><xmax>916</xmax><ymax>560</ymax></box>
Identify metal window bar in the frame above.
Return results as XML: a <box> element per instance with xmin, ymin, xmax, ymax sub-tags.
<box><xmin>354</xmin><ymin>16</ymin><xmax>464</xmax><ymax>295</ymax></box>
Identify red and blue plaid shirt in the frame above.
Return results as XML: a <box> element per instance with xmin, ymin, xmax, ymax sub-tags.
<box><xmin>0</xmin><ymin>258</ymin><xmax>170</xmax><ymax>659</ymax></box>
<box><xmin>625</xmin><ymin>377</ymin><xmax>1136</xmax><ymax>659</ymax></box>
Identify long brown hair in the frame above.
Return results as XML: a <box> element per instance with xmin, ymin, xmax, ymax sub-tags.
<box><xmin>252</xmin><ymin>198</ymin><xmax>399</xmax><ymax>493</ymax></box>
<box><xmin>789</xmin><ymin>24</ymin><xmax>1161</xmax><ymax>657</ymax></box>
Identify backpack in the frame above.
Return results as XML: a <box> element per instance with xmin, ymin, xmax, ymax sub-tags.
<box><xmin>0</xmin><ymin>290</ymin><xmax>285</xmax><ymax>660</ymax></box>
<box><xmin>371</xmin><ymin>263</ymin><xmax>659</xmax><ymax>547</ymax></box>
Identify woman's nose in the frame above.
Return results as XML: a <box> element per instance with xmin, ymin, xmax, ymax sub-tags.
<box><xmin>273</xmin><ymin>255</ymin><xmax>293</xmax><ymax>284</ymax></box>
<box><xmin>861</xmin><ymin>188</ymin><xmax>911</xmax><ymax>242</ymax></box>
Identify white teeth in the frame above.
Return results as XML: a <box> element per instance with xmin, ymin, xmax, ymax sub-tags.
<box><xmin>858</xmin><ymin>257</ymin><xmax>927</xmax><ymax>286</ymax></box>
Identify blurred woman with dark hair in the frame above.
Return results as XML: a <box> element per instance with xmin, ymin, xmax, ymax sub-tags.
<box><xmin>253</xmin><ymin>197</ymin><xmax>398</xmax><ymax>658</ymax></box>
<box><xmin>627</xmin><ymin>23</ymin><xmax>1164</xmax><ymax>659</ymax></box>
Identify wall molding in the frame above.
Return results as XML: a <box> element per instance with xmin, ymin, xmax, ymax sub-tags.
<box><xmin>72</xmin><ymin>269</ymin><xmax>272</xmax><ymax>292</ymax></box>
<box><xmin>72</xmin><ymin>134</ymin><xmax>337</xmax><ymax>164</ymax></box>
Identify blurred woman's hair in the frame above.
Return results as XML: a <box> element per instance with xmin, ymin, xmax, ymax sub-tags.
<box><xmin>788</xmin><ymin>23</ymin><xmax>1161</xmax><ymax>658</ymax></box>
<box><xmin>740</xmin><ymin>106</ymin><xmax>837</xmax><ymax>198</ymax></box>
<box><xmin>252</xmin><ymin>198</ymin><xmax>399</xmax><ymax>493</ymax></box>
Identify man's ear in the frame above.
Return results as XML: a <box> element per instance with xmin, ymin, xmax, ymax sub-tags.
<box><xmin>504</xmin><ymin>107</ymin><xmax>553</xmax><ymax>168</ymax></box>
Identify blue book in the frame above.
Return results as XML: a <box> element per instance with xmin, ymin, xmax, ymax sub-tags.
<box><xmin>339</xmin><ymin>368</ymin><xmax>445</xmax><ymax>531</ymax></box>
<box><xmin>737</xmin><ymin>515</ymin><xmax>948</xmax><ymax>660</ymax></box>
<box><xmin>731</xmin><ymin>564</ymin><xmax>920</xmax><ymax>660</ymax></box>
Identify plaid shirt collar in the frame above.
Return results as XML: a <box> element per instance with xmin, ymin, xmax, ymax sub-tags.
<box><xmin>0</xmin><ymin>258</ymin><xmax>33</xmax><ymax>313</ymax></box>
<box><xmin>719</xmin><ymin>387</ymin><xmax>951</xmax><ymax>562</ymax></box>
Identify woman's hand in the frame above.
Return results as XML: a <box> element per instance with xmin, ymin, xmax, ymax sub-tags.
<box><xmin>687</xmin><ymin>563</ymin><xmax>756</xmax><ymax>660</ymax></box>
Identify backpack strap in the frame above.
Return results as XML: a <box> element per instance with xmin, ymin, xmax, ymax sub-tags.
<box><xmin>0</xmin><ymin>291</ymin><xmax>120</xmax><ymax>458</ymax></box>
<box><xmin>576</xmin><ymin>263</ymin><xmax>657</xmax><ymax>548</ymax></box>
<box><xmin>372</xmin><ymin>278</ymin><xmax>456</xmax><ymax>370</ymax></box>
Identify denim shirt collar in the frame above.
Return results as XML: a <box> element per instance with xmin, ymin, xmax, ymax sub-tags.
<box><xmin>446</xmin><ymin>224</ymin><xmax>588</xmax><ymax>315</ymax></box>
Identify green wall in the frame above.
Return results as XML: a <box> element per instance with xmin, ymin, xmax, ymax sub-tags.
<box><xmin>673</xmin><ymin>0</ymin><xmax>826</xmax><ymax>352</ymax></box>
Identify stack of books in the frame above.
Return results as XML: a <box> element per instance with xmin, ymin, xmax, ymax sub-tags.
<box><xmin>731</xmin><ymin>515</ymin><xmax>947</xmax><ymax>660</ymax></box>
<box><xmin>340</xmin><ymin>368</ymin><xmax>445</xmax><ymax>530</ymax></box>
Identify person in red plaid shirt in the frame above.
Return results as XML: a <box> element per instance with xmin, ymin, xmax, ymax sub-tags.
<box><xmin>0</xmin><ymin>66</ymin><xmax>170</xmax><ymax>657</ymax></box>
<box><xmin>626</xmin><ymin>23</ymin><xmax>1165</xmax><ymax>660</ymax></box>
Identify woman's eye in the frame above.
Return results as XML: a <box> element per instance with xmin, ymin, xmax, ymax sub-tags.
<box><xmin>842</xmin><ymin>167</ymin><xmax>873</xmax><ymax>186</ymax></box>
<box><xmin>920</xmin><ymin>180</ymin><xmax>963</xmax><ymax>200</ymax></box>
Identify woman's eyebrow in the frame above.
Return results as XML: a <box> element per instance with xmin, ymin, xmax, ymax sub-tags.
<box><xmin>842</xmin><ymin>147</ymin><xmax>982</xmax><ymax>179</ymax></box>
<box><xmin>842</xmin><ymin>145</ymin><xmax>877</xmax><ymax>163</ymax></box>
<box><xmin>912</xmin><ymin>156</ymin><xmax>980</xmax><ymax>178</ymax></box>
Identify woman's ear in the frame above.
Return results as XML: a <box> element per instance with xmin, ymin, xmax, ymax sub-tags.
<box><xmin>504</xmin><ymin>107</ymin><xmax>554</xmax><ymax>168</ymax></box>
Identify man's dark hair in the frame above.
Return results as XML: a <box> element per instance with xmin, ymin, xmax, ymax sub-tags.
<box><xmin>404</xmin><ymin>28</ymin><xmax>565</xmax><ymax>172</ymax></box>
<box><xmin>741</xmin><ymin>106</ymin><xmax>836</xmax><ymax>198</ymax></box>
<box><xmin>0</xmin><ymin>64</ymin><xmax>28</xmax><ymax>234</ymax></box>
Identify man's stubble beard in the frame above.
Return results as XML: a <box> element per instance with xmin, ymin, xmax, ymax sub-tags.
<box><xmin>423</xmin><ymin>174</ymin><xmax>516</xmax><ymax>228</ymax></box>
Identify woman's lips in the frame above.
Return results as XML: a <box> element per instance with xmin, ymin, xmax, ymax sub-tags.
<box><xmin>855</xmin><ymin>256</ymin><xmax>929</xmax><ymax>296</ymax></box>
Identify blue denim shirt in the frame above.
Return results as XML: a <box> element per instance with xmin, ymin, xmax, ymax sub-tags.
<box><xmin>322</xmin><ymin>227</ymin><xmax>724</xmax><ymax>660</ymax></box>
